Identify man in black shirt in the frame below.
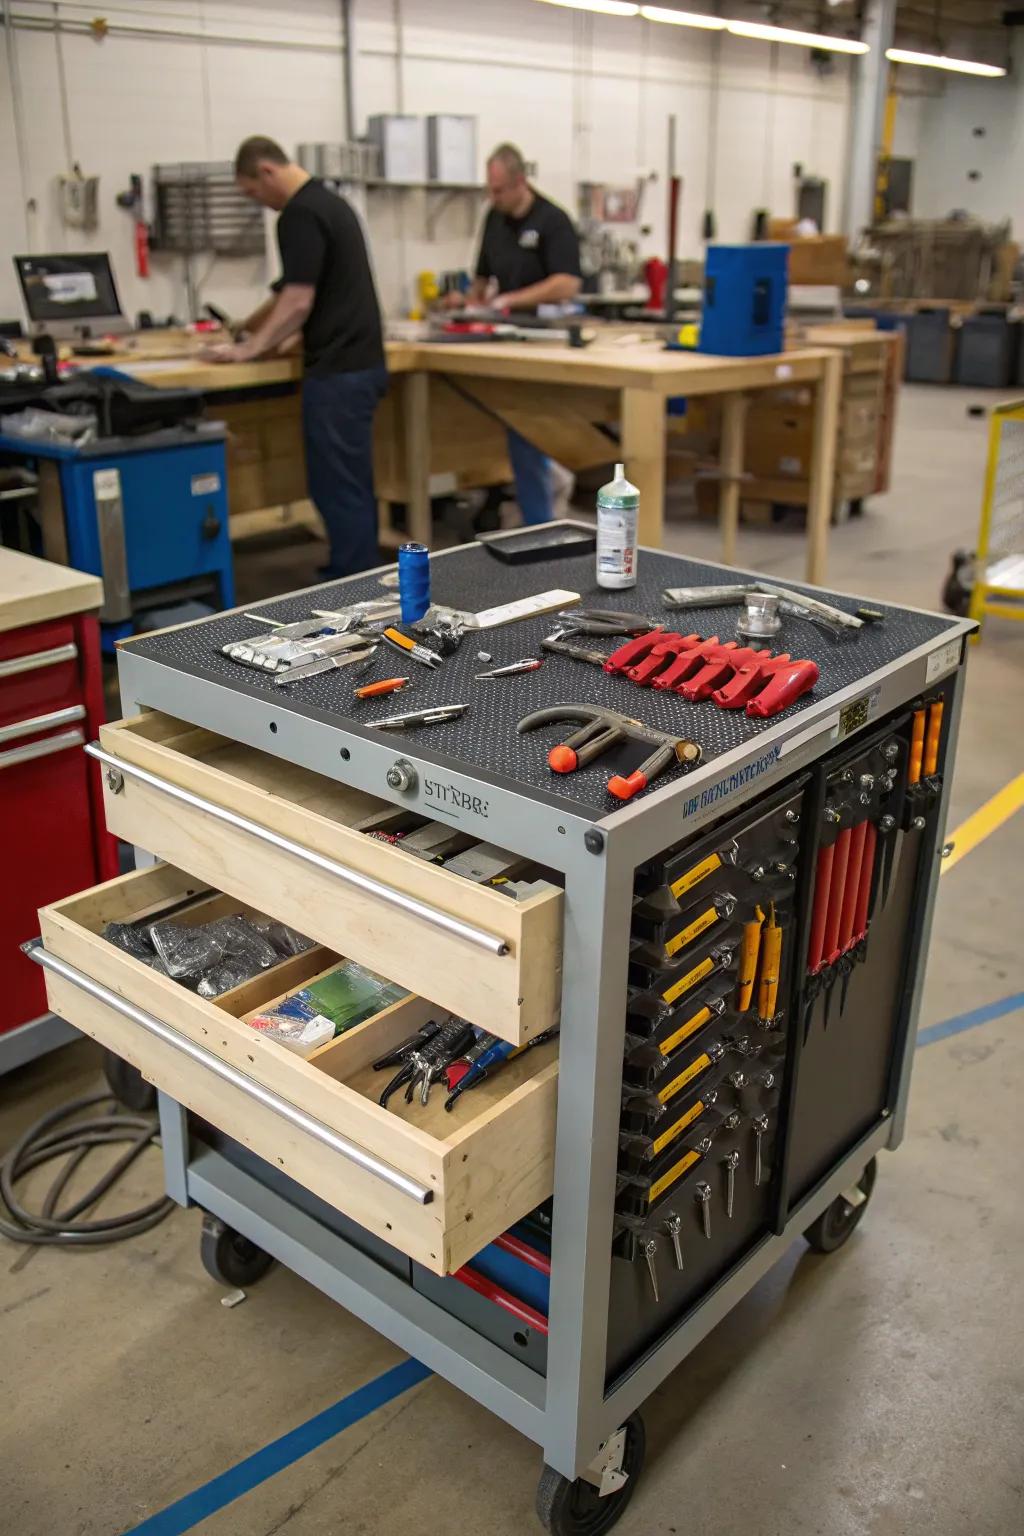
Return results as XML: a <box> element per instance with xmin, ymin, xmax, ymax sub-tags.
<box><xmin>202</xmin><ymin>136</ymin><xmax>387</xmax><ymax>577</ymax></box>
<box><xmin>455</xmin><ymin>144</ymin><xmax>582</xmax><ymax>523</ymax></box>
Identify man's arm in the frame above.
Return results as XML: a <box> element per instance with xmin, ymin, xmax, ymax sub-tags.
<box><xmin>200</xmin><ymin>284</ymin><xmax>313</xmax><ymax>364</ymax></box>
<box><xmin>237</xmin><ymin>294</ymin><xmax>276</xmax><ymax>335</ymax></box>
<box><xmin>493</xmin><ymin>272</ymin><xmax>582</xmax><ymax>310</ymax></box>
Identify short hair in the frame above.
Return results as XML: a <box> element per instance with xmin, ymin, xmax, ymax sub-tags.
<box><xmin>487</xmin><ymin>143</ymin><xmax>527</xmax><ymax>179</ymax></box>
<box><xmin>234</xmin><ymin>136</ymin><xmax>289</xmax><ymax>178</ymax></box>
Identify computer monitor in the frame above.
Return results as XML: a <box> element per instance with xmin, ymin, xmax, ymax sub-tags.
<box><xmin>14</xmin><ymin>252</ymin><xmax>131</xmax><ymax>338</ymax></box>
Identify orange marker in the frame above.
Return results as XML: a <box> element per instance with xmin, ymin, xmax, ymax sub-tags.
<box><xmin>909</xmin><ymin>709</ymin><xmax>925</xmax><ymax>785</ymax></box>
<box><xmin>924</xmin><ymin>700</ymin><xmax>944</xmax><ymax>777</ymax></box>
<box><xmin>354</xmin><ymin>676</ymin><xmax>409</xmax><ymax>700</ymax></box>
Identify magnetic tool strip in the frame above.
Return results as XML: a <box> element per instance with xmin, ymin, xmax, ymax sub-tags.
<box><xmin>121</xmin><ymin>544</ymin><xmax>959</xmax><ymax>816</ymax></box>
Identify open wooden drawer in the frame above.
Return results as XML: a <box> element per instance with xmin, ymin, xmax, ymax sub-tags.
<box><xmin>33</xmin><ymin>863</ymin><xmax>560</xmax><ymax>1275</ymax></box>
<box><xmin>94</xmin><ymin>712</ymin><xmax>562</xmax><ymax>1047</ymax></box>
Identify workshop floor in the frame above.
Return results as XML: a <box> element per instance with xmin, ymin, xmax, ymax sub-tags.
<box><xmin>5</xmin><ymin>385</ymin><xmax>1022</xmax><ymax>1536</ymax></box>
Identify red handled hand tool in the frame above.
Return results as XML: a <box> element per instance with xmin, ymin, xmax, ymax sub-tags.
<box><xmin>517</xmin><ymin>704</ymin><xmax>701</xmax><ymax>802</ymax></box>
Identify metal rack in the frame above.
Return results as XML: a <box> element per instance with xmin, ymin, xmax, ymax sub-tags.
<box><xmin>38</xmin><ymin>543</ymin><xmax>972</xmax><ymax>1530</ymax></box>
<box><xmin>150</xmin><ymin>162</ymin><xmax>267</xmax><ymax>258</ymax></box>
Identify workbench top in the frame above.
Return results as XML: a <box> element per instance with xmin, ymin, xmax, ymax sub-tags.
<box><xmin>0</xmin><ymin>547</ymin><xmax>103</xmax><ymax>634</ymax></box>
<box><xmin>117</xmin><ymin>539</ymin><xmax>963</xmax><ymax>818</ymax></box>
<box><xmin>34</xmin><ymin>331</ymin><xmax>837</xmax><ymax>398</ymax></box>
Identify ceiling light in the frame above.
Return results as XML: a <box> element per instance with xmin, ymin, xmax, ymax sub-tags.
<box><xmin>533</xmin><ymin>0</ymin><xmax>640</xmax><ymax>16</ymax></box>
<box><xmin>886</xmin><ymin>47</ymin><xmax>1006</xmax><ymax>78</ymax></box>
<box><xmin>639</xmin><ymin>6</ymin><xmax>725</xmax><ymax>27</ymax></box>
<box><xmin>727</xmin><ymin>19</ymin><xmax>869</xmax><ymax>54</ymax></box>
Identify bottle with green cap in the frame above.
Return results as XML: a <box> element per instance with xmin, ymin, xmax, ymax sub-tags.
<box><xmin>596</xmin><ymin>462</ymin><xmax>639</xmax><ymax>590</ymax></box>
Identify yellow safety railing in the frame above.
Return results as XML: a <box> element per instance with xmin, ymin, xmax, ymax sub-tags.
<box><xmin>969</xmin><ymin>399</ymin><xmax>1024</xmax><ymax>638</ymax></box>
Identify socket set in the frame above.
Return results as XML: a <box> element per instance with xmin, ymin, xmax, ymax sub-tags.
<box><xmin>613</xmin><ymin>780</ymin><xmax>808</xmax><ymax>1298</ymax></box>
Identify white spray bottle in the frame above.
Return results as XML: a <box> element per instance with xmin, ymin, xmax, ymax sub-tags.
<box><xmin>596</xmin><ymin>462</ymin><xmax>639</xmax><ymax>590</ymax></box>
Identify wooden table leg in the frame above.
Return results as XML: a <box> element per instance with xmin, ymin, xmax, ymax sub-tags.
<box><xmin>719</xmin><ymin>391</ymin><xmax>749</xmax><ymax>568</ymax></box>
<box><xmin>805</xmin><ymin>352</ymin><xmax>843</xmax><ymax>585</ymax></box>
<box><xmin>621</xmin><ymin>387</ymin><xmax>666</xmax><ymax>546</ymax></box>
<box><xmin>402</xmin><ymin>370</ymin><xmax>432</xmax><ymax>547</ymax></box>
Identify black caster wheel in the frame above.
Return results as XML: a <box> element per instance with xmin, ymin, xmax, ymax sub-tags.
<box><xmin>102</xmin><ymin>1049</ymin><xmax>157</xmax><ymax>1112</ymax></box>
<box><xmin>535</xmin><ymin>1413</ymin><xmax>646</xmax><ymax>1535</ymax></box>
<box><xmin>199</xmin><ymin>1214</ymin><xmax>274</xmax><ymax>1287</ymax></box>
<box><xmin>942</xmin><ymin>549</ymin><xmax>974</xmax><ymax>617</ymax></box>
<box><xmin>803</xmin><ymin>1157</ymin><xmax>877</xmax><ymax>1255</ymax></box>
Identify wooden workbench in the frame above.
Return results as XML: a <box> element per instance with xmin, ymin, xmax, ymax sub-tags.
<box><xmin>75</xmin><ymin>331</ymin><xmax>844</xmax><ymax>583</ymax></box>
<box><xmin>0</xmin><ymin>546</ymin><xmax>103</xmax><ymax>633</ymax></box>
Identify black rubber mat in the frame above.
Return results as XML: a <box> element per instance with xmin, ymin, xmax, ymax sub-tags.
<box><xmin>123</xmin><ymin>542</ymin><xmax>960</xmax><ymax>816</ymax></box>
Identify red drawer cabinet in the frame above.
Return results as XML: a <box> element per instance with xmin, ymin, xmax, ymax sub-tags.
<box><xmin>1</xmin><ymin>551</ymin><xmax>117</xmax><ymax>1067</ymax></box>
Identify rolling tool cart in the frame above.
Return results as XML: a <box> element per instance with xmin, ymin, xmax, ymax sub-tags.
<box><xmin>25</xmin><ymin>539</ymin><xmax>971</xmax><ymax>1534</ymax></box>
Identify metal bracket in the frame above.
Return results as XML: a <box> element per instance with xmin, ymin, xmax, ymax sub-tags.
<box><xmin>579</xmin><ymin>1427</ymin><xmax>628</xmax><ymax>1496</ymax></box>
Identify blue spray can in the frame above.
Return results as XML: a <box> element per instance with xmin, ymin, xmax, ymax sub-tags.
<box><xmin>398</xmin><ymin>542</ymin><xmax>431</xmax><ymax>624</ymax></box>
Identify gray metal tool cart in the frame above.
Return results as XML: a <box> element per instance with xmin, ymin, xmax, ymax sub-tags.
<box><xmin>28</xmin><ymin>539</ymin><xmax>971</xmax><ymax>1535</ymax></box>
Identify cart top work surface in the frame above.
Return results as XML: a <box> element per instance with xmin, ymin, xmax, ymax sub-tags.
<box><xmin>117</xmin><ymin>540</ymin><xmax>966</xmax><ymax>823</ymax></box>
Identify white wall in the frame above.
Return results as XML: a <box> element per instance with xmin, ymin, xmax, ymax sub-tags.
<box><xmin>887</xmin><ymin>32</ymin><xmax>1024</xmax><ymax>234</ymax></box>
<box><xmin>1</xmin><ymin>0</ymin><xmax>854</xmax><ymax>323</ymax></box>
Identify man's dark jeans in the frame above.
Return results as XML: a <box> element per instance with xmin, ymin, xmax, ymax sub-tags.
<box><xmin>302</xmin><ymin>365</ymin><xmax>389</xmax><ymax>578</ymax></box>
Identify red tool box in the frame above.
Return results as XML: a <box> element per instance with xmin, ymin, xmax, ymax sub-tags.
<box><xmin>1</xmin><ymin>552</ymin><xmax>118</xmax><ymax>1068</ymax></box>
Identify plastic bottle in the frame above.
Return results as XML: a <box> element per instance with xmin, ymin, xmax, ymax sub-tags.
<box><xmin>398</xmin><ymin>541</ymin><xmax>431</xmax><ymax>623</ymax></box>
<box><xmin>596</xmin><ymin>463</ymin><xmax>639</xmax><ymax>590</ymax></box>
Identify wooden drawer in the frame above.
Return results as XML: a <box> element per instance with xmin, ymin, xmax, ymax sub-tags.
<box><xmin>95</xmin><ymin>711</ymin><xmax>563</xmax><ymax>1047</ymax></box>
<box><xmin>33</xmin><ymin>863</ymin><xmax>559</xmax><ymax>1275</ymax></box>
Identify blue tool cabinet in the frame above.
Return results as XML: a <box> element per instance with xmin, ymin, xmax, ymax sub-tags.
<box><xmin>700</xmin><ymin>243</ymin><xmax>789</xmax><ymax>357</ymax></box>
<box><xmin>0</xmin><ymin>423</ymin><xmax>234</xmax><ymax>649</ymax></box>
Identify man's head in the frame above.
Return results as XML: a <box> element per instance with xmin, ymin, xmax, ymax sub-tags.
<box><xmin>486</xmin><ymin>144</ymin><xmax>533</xmax><ymax>218</ymax></box>
<box><xmin>234</xmin><ymin>136</ymin><xmax>303</xmax><ymax>210</ymax></box>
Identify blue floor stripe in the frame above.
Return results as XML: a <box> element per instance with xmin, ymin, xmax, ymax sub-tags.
<box><xmin>123</xmin><ymin>1356</ymin><xmax>431</xmax><ymax>1536</ymax></box>
<box><xmin>917</xmin><ymin>991</ymin><xmax>1024</xmax><ymax>1048</ymax></box>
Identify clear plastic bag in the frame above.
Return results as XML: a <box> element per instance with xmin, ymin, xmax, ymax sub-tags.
<box><xmin>252</xmin><ymin>918</ymin><xmax>316</xmax><ymax>958</ymax></box>
<box><xmin>103</xmin><ymin>922</ymin><xmax>157</xmax><ymax>963</ymax></box>
<box><xmin>205</xmin><ymin>916</ymin><xmax>279</xmax><ymax>973</ymax></box>
<box><xmin>148</xmin><ymin>920</ymin><xmax>227</xmax><ymax>979</ymax></box>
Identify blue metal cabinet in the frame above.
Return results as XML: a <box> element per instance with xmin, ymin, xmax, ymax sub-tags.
<box><xmin>0</xmin><ymin>424</ymin><xmax>235</xmax><ymax>648</ymax></box>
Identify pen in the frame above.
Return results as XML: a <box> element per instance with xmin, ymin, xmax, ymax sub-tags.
<box><xmin>371</xmin><ymin>704</ymin><xmax>470</xmax><ymax>729</ymax></box>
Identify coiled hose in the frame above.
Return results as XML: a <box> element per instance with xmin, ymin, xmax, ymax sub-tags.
<box><xmin>0</xmin><ymin>1091</ymin><xmax>175</xmax><ymax>1246</ymax></box>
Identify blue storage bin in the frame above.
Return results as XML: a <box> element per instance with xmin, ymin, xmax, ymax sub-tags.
<box><xmin>700</xmin><ymin>244</ymin><xmax>788</xmax><ymax>357</ymax></box>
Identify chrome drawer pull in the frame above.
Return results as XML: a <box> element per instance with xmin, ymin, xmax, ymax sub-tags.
<box><xmin>85</xmin><ymin>741</ymin><xmax>510</xmax><ymax>957</ymax></box>
<box><xmin>23</xmin><ymin>940</ymin><xmax>433</xmax><ymax>1206</ymax></box>
<box><xmin>0</xmin><ymin>642</ymin><xmax>78</xmax><ymax>679</ymax></box>
<box><xmin>0</xmin><ymin>703</ymin><xmax>86</xmax><ymax>747</ymax></box>
<box><xmin>0</xmin><ymin>727</ymin><xmax>84</xmax><ymax>770</ymax></box>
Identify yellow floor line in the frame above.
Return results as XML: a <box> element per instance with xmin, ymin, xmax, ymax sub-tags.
<box><xmin>941</xmin><ymin>771</ymin><xmax>1024</xmax><ymax>875</ymax></box>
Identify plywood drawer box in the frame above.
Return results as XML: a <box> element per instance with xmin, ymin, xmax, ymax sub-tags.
<box><xmin>96</xmin><ymin>712</ymin><xmax>563</xmax><ymax>1047</ymax></box>
<box><xmin>34</xmin><ymin>863</ymin><xmax>560</xmax><ymax>1275</ymax></box>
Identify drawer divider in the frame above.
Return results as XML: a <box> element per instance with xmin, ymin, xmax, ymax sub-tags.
<box><xmin>86</xmin><ymin>742</ymin><xmax>509</xmax><ymax>958</ymax></box>
<box><xmin>23</xmin><ymin>938</ymin><xmax>434</xmax><ymax>1207</ymax></box>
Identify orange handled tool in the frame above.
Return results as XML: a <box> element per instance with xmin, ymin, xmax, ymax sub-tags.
<box><xmin>758</xmin><ymin>902</ymin><xmax>782</xmax><ymax>1020</ymax></box>
<box><xmin>924</xmin><ymin>700</ymin><xmax>944</xmax><ymax>777</ymax></box>
<box><xmin>735</xmin><ymin>906</ymin><xmax>765</xmax><ymax>1012</ymax></box>
<box><xmin>909</xmin><ymin>708</ymin><xmax>926</xmax><ymax>785</ymax></box>
<box><xmin>354</xmin><ymin>676</ymin><xmax>409</xmax><ymax>700</ymax></box>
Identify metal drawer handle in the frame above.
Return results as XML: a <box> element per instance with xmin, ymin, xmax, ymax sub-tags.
<box><xmin>0</xmin><ymin>642</ymin><xmax>78</xmax><ymax>679</ymax></box>
<box><xmin>0</xmin><ymin>703</ymin><xmax>86</xmax><ymax>747</ymax></box>
<box><xmin>23</xmin><ymin>939</ymin><xmax>433</xmax><ymax>1206</ymax></box>
<box><xmin>0</xmin><ymin>726</ymin><xmax>84</xmax><ymax>770</ymax></box>
<box><xmin>85</xmin><ymin>741</ymin><xmax>510</xmax><ymax>957</ymax></box>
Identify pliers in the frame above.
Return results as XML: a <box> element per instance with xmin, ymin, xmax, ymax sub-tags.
<box><xmin>373</xmin><ymin>1017</ymin><xmax>475</xmax><ymax>1107</ymax></box>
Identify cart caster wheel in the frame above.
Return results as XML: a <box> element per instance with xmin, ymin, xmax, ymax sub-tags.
<box><xmin>102</xmin><ymin>1049</ymin><xmax>156</xmax><ymax>1112</ymax></box>
<box><xmin>535</xmin><ymin>1413</ymin><xmax>645</xmax><ymax>1535</ymax></box>
<box><xmin>803</xmin><ymin>1157</ymin><xmax>877</xmax><ymax>1254</ymax></box>
<box><xmin>199</xmin><ymin>1214</ymin><xmax>274</xmax><ymax>1287</ymax></box>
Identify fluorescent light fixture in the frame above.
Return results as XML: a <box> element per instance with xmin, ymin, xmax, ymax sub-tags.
<box><xmin>727</xmin><ymin>19</ymin><xmax>869</xmax><ymax>54</ymax></box>
<box><xmin>534</xmin><ymin>0</ymin><xmax>640</xmax><ymax>16</ymax></box>
<box><xmin>639</xmin><ymin>6</ymin><xmax>725</xmax><ymax>27</ymax></box>
<box><xmin>886</xmin><ymin>47</ymin><xmax>1006</xmax><ymax>78</ymax></box>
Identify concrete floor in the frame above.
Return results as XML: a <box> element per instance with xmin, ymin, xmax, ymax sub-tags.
<box><xmin>3</xmin><ymin>384</ymin><xmax>1023</xmax><ymax>1536</ymax></box>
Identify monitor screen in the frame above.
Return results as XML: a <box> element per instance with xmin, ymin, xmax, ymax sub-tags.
<box><xmin>15</xmin><ymin>252</ymin><xmax>123</xmax><ymax>324</ymax></box>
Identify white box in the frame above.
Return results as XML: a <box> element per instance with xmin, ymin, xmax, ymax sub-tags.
<box><xmin>366</xmin><ymin>115</ymin><xmax>427</xmax><ymax>183</ymax></box>
<box><xmin>427</xmin><ymin>115</ymin><xmax>478</xmax><ymax>185</ymax></box>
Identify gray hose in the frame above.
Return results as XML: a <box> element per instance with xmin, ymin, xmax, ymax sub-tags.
<box><xmin>0</xmin><ymin>1091</ymin><xmax>175</xmax><ymax>1246</ymax></box>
